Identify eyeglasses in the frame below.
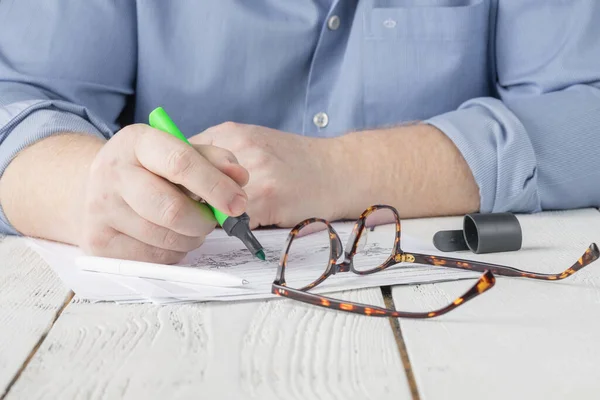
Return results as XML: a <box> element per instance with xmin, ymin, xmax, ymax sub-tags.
<box><xmin>271</xmin><ymin>205</ymin><xmax>599</xmax><ymax>318</ymax></box>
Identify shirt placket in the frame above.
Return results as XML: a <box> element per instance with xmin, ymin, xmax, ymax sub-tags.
<box><xmin>302</xmin><ymin>0</ymin><xmax>349</xmax><ymax>137</ymax></box>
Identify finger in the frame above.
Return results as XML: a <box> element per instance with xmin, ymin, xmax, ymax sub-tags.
<box><xmin>189</xmin><ymin>123</ymin><xmax>253</xmax><ymax>153</ymax></box>
<box><xmin>134</xmin><ymin>126</ymin><xmax>247</xmax><ymax>216</ymax></box>
<box><xmin>120</xmin><ymin>166</ymin><xmax>217</xmax><ymax>237</ymax></box>
<box><xmin>188</xmin><ymin>131</ymin><xmax>213</xmax><ymax>146</ymax></box>
<box><xmin>188</xmin><ymin>122</ymin><xmax>240</xmax><ymax>146</ymax></box>
<box><xmin>192</xmin><ymin>144</ymin><xmax>249</xmax><ymax>187</ymax></box>
<box><xmin>110</xmin><ymin>198</ymin><xmax>208</xmax><ymax>253</ymax></box>
<box><xmin>82</xmin><ymin>226</ymin><xmax>186</xmax><ymax>264</ymax></box>
<box><xmin>244</xmin><ymin>188</ymin><xmax>280</xmax><ymax>230</ymax></box>
<box><xmin>193</xmin><ymin>143</ymin><xmax>238</xmax><ymax>163</ymax></box>
<box><xmin>242</xmin><ymin>185</ymin><xmax>267</xmax><ymax>229</ymax></box>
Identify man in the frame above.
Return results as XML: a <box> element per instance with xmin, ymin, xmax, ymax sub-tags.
<box><xmin>0</xmin><ymin>1</ymin><xmax>598</xmax><ymax>263</ymax></box>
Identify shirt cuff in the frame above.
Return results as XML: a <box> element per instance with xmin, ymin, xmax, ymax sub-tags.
<box><xmin>425</xmin><ymin>97</ymin><xmax>541</xmax><ymax>214</ymax></box>
<box><xmin>0</xmin><ymin>99</ymin><xmax>114</xmax><ymax>235</ymax></box>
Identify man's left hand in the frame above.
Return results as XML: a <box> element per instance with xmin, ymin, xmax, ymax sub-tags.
<box><xmin>190</xmin><ymin>122</ymin><xmax>347</xmax><ymax>228</ymax></box>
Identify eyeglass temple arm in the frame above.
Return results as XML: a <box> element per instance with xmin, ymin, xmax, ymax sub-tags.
<box><xmin>272</xmin><ymin>270</ymin><xmax>495</xmax><ymax>319</ymax></box>
<box><xmin>407</xmin><ymin>243</ymin><xmax>599</xmax><ymax>281</ymax></box>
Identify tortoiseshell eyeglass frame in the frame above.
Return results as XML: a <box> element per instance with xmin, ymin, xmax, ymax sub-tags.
<box><xmin>271</xmin><ymin>205</ymin><xmax>600</xmax><ymax>319</ymax></box>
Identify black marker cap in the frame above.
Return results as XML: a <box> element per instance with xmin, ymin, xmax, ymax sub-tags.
<box><xmin>433</xmin><ymin>212</ymin><xmax>522</xmax><ymax>254</ymax></box>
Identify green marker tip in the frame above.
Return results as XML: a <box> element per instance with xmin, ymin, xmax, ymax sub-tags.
<box><xmin>256</xmin><ymin>250</ymin><xmax>266</xmax><ymax>261</ymax></box>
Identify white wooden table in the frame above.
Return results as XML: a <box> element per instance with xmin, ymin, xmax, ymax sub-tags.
<box><xmin>2</xmin><ymin>208</ymin><xmax>600</xmax><ymax>400</ymax></box>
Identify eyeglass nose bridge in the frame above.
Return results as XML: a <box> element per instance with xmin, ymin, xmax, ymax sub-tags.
<box><xmin>333</xmin><ymin>224</ymin><xmax>370</xmax><ymax>275</ymax></box>
<box><xmin>328</xmin><ymin>228</ymin><xmax>346</xmax><ymax>275</ymax></box>
<box><xmin>333</xmin><ymin>260</ymin><xmax>352</xmax><ymax>274</ymax></box>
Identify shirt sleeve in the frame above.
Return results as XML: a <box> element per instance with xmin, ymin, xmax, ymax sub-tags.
<box><xmin>0</xmin><ymin>0</ymin><xmax>136</xmax><ymax>235</ymax></box>
<box><xmin>425</xmin><ymin>1</ymin><xmax>600</xmax><ymax>213</ymax></box>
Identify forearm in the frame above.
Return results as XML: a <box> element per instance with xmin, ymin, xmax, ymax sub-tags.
<box><xmin>0</xmin><ymin>0</ymin><xmax>135</xmax><ymax>236</ymax></box>
<box><xmin>0</xmin><ymin>133</ymin><xmax>105</xmax><ymax>243</ymax></box>
<box><xmin>337</xmin><ymin>123</ymin><xmax>480</xmax><ymax>219</ymax></box>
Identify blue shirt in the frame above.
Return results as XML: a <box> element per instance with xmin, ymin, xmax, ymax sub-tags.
<box><xmin>1</xmin><ymin>0</ymin><xmax>599</xmax><ymax>235</ymax></box>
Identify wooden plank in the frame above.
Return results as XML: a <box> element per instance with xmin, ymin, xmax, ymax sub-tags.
<box><xmin>8</xmin><ymin>288</ymin><xmax>412</xmax><ymax>400</ymax></box>
<box><xmin>0</xmin><ymin>237</ymin><xmax>72</xmax><ymax>397</ymax></box>
<box><xmin>392</xmin><ymin>209</ymin><xmax>600</xmax><ymax>400</ymax></box>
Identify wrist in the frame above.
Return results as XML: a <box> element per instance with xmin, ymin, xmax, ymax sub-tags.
<box><xmin>333</xmin><ymin>124</ymin><xmax>418</xmax><ymax>219</ymax></box>
<box><xmin>0</xmin><ymin>133</ymin><xmax>105</xmax><ymax>243</ymax></box>
<box><xmin>325</xmin><ymin>132</ymin><xmax>374</xmax><ymax>220</ymax></box>
<box><xmin>51</xmin><ymin>134</ymin><xmax>106</xmax><ymax>243</ymax></box>
<box><xmin>71</xmin><ymin>136</ymin><xmax>106</xmax><ymax>239</ymax></box>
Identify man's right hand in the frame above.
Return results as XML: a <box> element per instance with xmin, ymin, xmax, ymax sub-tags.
<box><xmin>79</xmin><ymin>124</ymin><xmax>249</xmax><ymax>263</ymax></box>
<box><xmin>0</xmin><ymin>124</ymin><xmax>249</xmax><ymax>264</ymax></box>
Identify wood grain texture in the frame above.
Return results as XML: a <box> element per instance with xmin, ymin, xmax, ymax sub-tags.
<box><xmin>0</xmin><ymin>237</ymin><xmax>71</xmax><ymax>397</ymax></box>
<box><xmin>8</xmin><ymin>289</ymin><xmax>411</xmax><ymax>400</ymax></box>
<box><xmin>392</xmin><ymin>209</ymin><xmax>600</xmax><ymax>400</ymax></box>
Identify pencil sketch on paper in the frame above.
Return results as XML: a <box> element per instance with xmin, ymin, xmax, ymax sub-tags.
<box><xmin>354</xmin><ymin>226</ymin><xmax>393</xmax><ymax>252</ymax></box>
<box><xmin>188</xmin><ymin>247</ymin><xmax>280</xmax><ymax>270</ymax></box>
<box><xmin>358</xmin><ymin>243</ymin><xmax>393</xmax><ymax>258</ymax></box>
<box><xmin>189</xmin><ymin>243</ymin><xmax>333</xmax><ymax>271</ymax></box>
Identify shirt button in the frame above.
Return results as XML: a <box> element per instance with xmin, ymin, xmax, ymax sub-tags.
<box><xmin>313</xmin><ymin>112</ymin><xmax>329</xmax><ymax>128</ymax></box>
<box><xmin>327</xmin><ymin>15</ymin><xmax>340</xmax><ymax>31</ymax></box>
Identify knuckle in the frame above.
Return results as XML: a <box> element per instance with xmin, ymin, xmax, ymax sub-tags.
<box><xmin>89</xmin><ymin>148</ymin><xmax>114</xmax><ymax>176</ymax></box>
<box><xmin>217</xmin><ymin>121</ymin><xmax>240</xmax><ymax>131</ymax></box>
<box><xmin>116</xmin><ymin>123</ymin><xmax>146</xmax><ymax>143</ymax></box>
<box><xmin>166</xmin><ymin>147</ymin><xmax>195</xmax><ymax>179</ymax></box>
<box><xmin>254</xmin><ymin>151</ymin><xmax>271</xmax><ymax>167</ymax></box>
<box><xmin>159</xmin><ymin>196</ymin><xmax>186</xmax><ymax>227</ymax></box>
<box><xmin>90</xmin><ymin>141</ymin><xmax>133</xmax><ymax>178</ymax></box>
<box><xmin>82</xmin><ymin>227</ymin><xmax>114</xmax><ymax>255</ymax></box>
<box><xmin>220</xmin><ymin>148</ymin><xmax>238</xmax><ymax>164</ymax></box>
<box><xmin>148</xmin><ymin>246</ymin><xmax>169</xmax><ymax>262</ymax></box>
<box><xmin>205</xmin><ymin>145</ymin><xmax>237</xmax><ymax>164</ymax></box>
<box><xmin>180</xmin><ymin>235</ymin><xmax>205</xmax><ymax>253</ymax></box>
<box><xmin>121</xmin><ymin>123</ymin><xmax>145</xmax><ymax>135</ymax></box>
<box><xmin>140</xmin><ymin>220</ymin><xmax>173</xmax><ymax>246</ymax></box>
<box><xmin>238</xmin><ymin>134</ymin><xmax>255</xmax><ymax>149</ymax></box>
<box><xmin>149</xmin><ymin>247</ymin><xmax>184</xmax><ymax>264</ymax></box>
<box><xmin>162</xmin><ymin>229</ymin><xmax>181</xmax><ymax>248</ymax></box>
<box><xmin>87</xmin><ymin>196</ymin><xmax>106</xmax><ymax>214</ymax></box>
<box><xmin>260</xmin><ymin>179</ymin><xmax>278</xmax><ymax>201</ymax></box>
<box><xmin>197</xmin><ymin>218</ymin><xmax>217</xmax><ymax>237</ymax></box>
<box><xmin>206</xmin><ymin>176</ymin><xmax>228</xmax><ymax>198</ymax></box>
<box><xmin>85</xmin><ymin>189</ymin><xmax>119</xmax><ymax>220</ymax></box>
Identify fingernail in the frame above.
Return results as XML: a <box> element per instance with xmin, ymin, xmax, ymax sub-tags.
<box><xmin>229</xmin><ymin>194</ymin><xmax>247</xmax><ymax>215</ymax></box>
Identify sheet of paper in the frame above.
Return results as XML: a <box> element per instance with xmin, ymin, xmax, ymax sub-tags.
<box><xmin>28</xmin><ymin>221</ymin><xmax>478</xmax><ymax>304</ymax></box>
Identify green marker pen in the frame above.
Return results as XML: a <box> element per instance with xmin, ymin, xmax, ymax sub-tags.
<box><xmin>148</xmin><ymin>107</ymin><xmax>266</xmax><ymax>261</ymax></box>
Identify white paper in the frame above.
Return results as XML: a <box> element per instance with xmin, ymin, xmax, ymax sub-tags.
<box><xmin>28</xmin><ymin>221</ymin><xmax>478</xmax><ymax>304</ymax></box>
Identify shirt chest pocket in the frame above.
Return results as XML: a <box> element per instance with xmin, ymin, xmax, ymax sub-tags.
<box><xmin>361</xmin><ymin>0</ymin><xmax>490</xmax><ymax>127</ymax></box>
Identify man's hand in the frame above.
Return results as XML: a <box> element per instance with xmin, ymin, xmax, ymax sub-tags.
<box><xmin>191</xmin><ymin>122</ymin><xmax>345</xmax><ymax>228</ymax></box>
<box><xmin>0</xmin><ymin>125</ymin><xmax>249</xmax><ymax>264</ymax></box>
<box><xmin>190</xmin><ymin>122</ymin><xmax>480</xmax><ymax>228</ymax></box>
<box><xmin>79</xmin><ymin>124</ymin><xmax>249</xmax><ymax>263</ymax></box>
